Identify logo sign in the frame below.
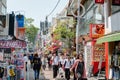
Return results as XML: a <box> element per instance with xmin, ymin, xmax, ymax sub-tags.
<box><xmin>95</xmin><ymin>0</ymin><xmax>104</xmax><ymax>4</ymax></box>
<box><xmin>112</xmin><ymin>0</ymin><xmax>120</xmax><ymax>6</ymax></box>
<box><xmin>90</xmin><ymin>24</ymin><xmax>104</xmax><ymax>39</ymax></box>
<box><xmin>16</xmin><ymin>14</ymin><xmax>24</xmax><ymax>27</ymax></box>
<box><xmin>0</xmin><ymin>40</ymin><xmax>26</xmax><ymax>48</ymax></box>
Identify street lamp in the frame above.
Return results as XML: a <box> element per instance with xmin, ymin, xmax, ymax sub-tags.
<box><xmin>69</xmin><ymin>0</ymin><xmax>85</xmax><ymax>54</ymax></box>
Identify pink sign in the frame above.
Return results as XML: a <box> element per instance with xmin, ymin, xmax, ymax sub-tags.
<box><xmin>0</xmin><ymin>40</ymin><xmax>26</xmax><ymax>48</ymax></box>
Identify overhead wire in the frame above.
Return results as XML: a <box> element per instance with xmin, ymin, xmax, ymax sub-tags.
<box><xmin>47</xmin><ymin>0</ymin><xmax>61</xmax><ymax>17</ymax></box>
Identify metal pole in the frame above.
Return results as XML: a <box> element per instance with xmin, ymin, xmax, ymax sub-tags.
<box><xmin>76</xmin><ymin>0</ymin><xmax>81</xmax><ymax>54</ymax></box>
<box><xmin>104</xmin><ymin>0</ymin><xmax>109</xmax><ymax>34</ymax></box>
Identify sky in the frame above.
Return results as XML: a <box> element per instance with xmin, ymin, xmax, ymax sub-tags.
<box><xmin>7</xmin><ymin>0</ymin><xmax>69</xmax><ymax>28</ymax></box>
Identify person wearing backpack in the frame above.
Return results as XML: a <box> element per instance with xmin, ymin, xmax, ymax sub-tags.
<box><xmin>70</xmin><ymin>54</ymin><xmax>85</xmax><ymax>80</ymax></box>
<box><xmin>63</xmin><ymin>55</ymin><xmax>72</xmax><ymax>80</ymax></box>
<box><xmin>33</xmin><ymin>53</ymin><xmax>42</xmax><ymax>80</ymax></box>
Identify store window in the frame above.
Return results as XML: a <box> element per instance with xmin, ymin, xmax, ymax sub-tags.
<box><xmin>1</xmin><ymin>5</ymin><xmax>6</xmax><ymax>15</ymax></box>
<box><xmin>110</xmin><ymin>41</ymin><xmax>120</xmax><ymax>79</ymax></box>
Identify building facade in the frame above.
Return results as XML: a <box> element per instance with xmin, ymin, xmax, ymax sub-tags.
<box><xmin>0</xmin><ymin>0</ymin><xmax>7</xmax><ymax>15</ymax></box>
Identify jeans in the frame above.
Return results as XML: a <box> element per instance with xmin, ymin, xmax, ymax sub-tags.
<box><xmin>34</xmin><ymin>70</ymin><xmax>40</xmax><ymax>80</ymax></box>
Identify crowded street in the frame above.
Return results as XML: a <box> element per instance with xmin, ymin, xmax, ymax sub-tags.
<box><xmin>0</xmin><ymin>0</ymin><xmax>120</xmax><ymax>80</ymax></box>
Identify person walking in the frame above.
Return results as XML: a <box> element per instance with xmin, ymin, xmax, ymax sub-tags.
<box><xmin>70</xmin><ymin>54</ymin><xmax>86</xmax><ymax>80</ymax></box>
<box><xmin>29</xmin><ymin>54</ymin><xmax>34</xmax><ymax>68</ymax></box>
<box><xmin>33</xmin><ymin>53</ymin><xmax>42</xmax><ymax>80</ymax></box>
<box><xmin>52</xmin><ymin>53</ymin><xmax>59</xmax><ymax>79</ymax></box>
<box><xmin>64</xmin><ymin>55</ymin><xmax>72</xmax><ymax>80</ymax></box>
<box><xmin>42</xmin><ymin>56</ymin><xmax>47</xmax><ymax>70</ymax></box>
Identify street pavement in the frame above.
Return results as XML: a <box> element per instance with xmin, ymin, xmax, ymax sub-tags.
<box><xmin>27</xmin><ymin>61</ymin><xmax>104</xmax><ymax>80</ymax></box>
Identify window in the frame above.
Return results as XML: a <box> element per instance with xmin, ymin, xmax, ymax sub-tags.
<box><xmin>112</xmin><ymin>6</ymin><xmax>120</xmax><ymax>14</ymax></box>
<box><xmin>1</xmin><ymin>5</ymin><xmax>6</xmax><ymax>15</ymax></box>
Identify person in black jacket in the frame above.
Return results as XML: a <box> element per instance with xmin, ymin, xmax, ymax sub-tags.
<box><xmin>0</xmin><ymin>66</ymin><xmax>4</xmax><ymax>79</ymax></box>
<box><xmin>33</xmin><ymin>53</ymin><xmax>42</xmax><ymax>80</ymax></box>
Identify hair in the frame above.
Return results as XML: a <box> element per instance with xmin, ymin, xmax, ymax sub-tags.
<box><xmin>34</xmin><ymin>53</ymin><xmax>38</xmax><ymax>57</ymax></box>
<box><xmin>76</xmin><ymin>54</ymin><xmax>83</xmax><ymax>59</ymax></box>
<box><xmin>24</xmin><ymin>54</ymin><xmax>26</xmax><ymax>56</ymax></box>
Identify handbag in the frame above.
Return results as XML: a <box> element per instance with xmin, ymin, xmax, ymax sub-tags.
<box><xmin>76</xmin><ymin>72</ymin><xmax>81</xmax><ymax>78</ymax></box>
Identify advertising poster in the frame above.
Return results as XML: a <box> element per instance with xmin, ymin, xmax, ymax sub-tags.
<box><xmin>93</xmin><ymin>44</ymin><xmax>105</xmax><ymax>62</ymax></box>
<box><xmin>0</xmin><ymin>52</ymin><xmax>3</xmax><ymax>61</ymax></box>
<box><xmin>16</xmin><ymin>54</ymin><xmax>25</xmax><ymax>80</ymax></box>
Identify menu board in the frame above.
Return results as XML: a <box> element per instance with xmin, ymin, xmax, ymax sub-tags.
<box><xmin>93</xmin><ymin>44</ymin><xmax>105</xmax><ymax>62</ymax></box>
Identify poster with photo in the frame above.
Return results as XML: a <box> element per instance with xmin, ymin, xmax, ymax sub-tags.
<box><xmin>93</xmin><ymin>44</ymin><xmax>105</xmax><ymax>62</ymax></box>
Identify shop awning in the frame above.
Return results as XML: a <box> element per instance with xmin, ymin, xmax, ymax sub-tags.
<box><xmin>96</xmin><ymin>32</ymin><xmax>120</xmax><ymax>44</ymax></box>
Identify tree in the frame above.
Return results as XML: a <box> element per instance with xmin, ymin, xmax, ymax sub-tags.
<box><xmin>54</xmin><ymin>22</ymin><xmax>75</xmax><ymax>40</ymax></box>
<box><xmin>25</xmin><ymin>18</ymin><xmax>39</xmax><ymax>43</ymax></box>
<box><xmin>53</xmin><ymin>22</ymin><xmax>75</xmax><ymax>52</ymax></box>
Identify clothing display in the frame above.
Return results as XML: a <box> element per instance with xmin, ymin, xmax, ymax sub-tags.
<box><xmin>111</xmin><ymin>48</ymin><xmax>120</xmax><ymax>79</ymax></box>
<box><xmin>0</xmin><ymin>67</ymin><xmax>4</xmax><ymax>78</ymax></box>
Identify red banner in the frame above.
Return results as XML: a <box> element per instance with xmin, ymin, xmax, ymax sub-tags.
<box><xmin>0</xmin><ymin>40</ymin><xmax>26</xmax><ymax>48</ymax></box>
<box><xmin>95</xmin><ymin>0</ymin><xmax>104</xmax><ymax>4</ymax></box>
<box><xmin>90</xmin><ymin>24</ymin><xmax>104</xmax><ymax>39</ymax></box>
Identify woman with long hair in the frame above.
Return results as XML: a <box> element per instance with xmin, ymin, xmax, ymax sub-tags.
<box><xmin>70</xmin><ymin>54</ymin><xmax>87</xmax><ymax>80</ymax></box>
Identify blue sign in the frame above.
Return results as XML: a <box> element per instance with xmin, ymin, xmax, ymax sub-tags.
<box><xmin>16</xmin><ymin>14</ymin><xmax>24</xmax><ymax>27</ymax></box>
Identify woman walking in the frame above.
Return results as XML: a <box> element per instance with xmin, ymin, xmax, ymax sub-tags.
<box><xmin>33</xmin><ymin>53</ymin><xmax>42</xmax><ymax>80</ymax></box>
<box><xmin>70</xmin><ymin>54</ymin><xmax>86</xmax><ymax>80</ymax></box>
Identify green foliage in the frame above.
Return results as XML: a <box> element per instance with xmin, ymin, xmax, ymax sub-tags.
<box><xmin>25</xmin><ymin>18</ymin><xmax>39</xmax><ymax>43</ymax></box>
<box><xmin>53</xmin><ymin>22</ymin><xmax>75</xmax><ymax>40</ymax></box>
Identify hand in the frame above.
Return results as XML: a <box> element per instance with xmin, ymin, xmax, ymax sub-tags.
<box><xmin>70</xmin><ymin>68</ymin><xmax>72</xmax><ymax>72</ymax></box>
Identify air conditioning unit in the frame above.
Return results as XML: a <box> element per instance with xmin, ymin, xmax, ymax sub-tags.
<box><xmin>106</xmin><ymin>12</ymin><xmax>120</xmax><ymax>34</ymax></box>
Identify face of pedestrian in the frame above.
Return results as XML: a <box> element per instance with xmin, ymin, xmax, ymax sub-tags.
<box><xmin>79</xmin><ymin>54</ymin><xmax>83</xmax><ymax>60</ymax></box>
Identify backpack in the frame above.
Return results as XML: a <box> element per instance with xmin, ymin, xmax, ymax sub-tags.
<box><xmin>75</xmin><ymin>61</ymin><xmax>84</xmax><ymax>78</ymax></box>
<box><xmin>64</xmin><ymin>60</ymin><xmax>71</xmax><ymax>68</ymax></box>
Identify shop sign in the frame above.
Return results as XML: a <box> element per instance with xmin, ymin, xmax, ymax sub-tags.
<box><xmin>112</xmin><ymin>0</ymin><xmax>120</xmax><ymax>6</ymax></box>
<box><xmin>95</xmin><ymin>0</ymin><xmax>104</xmax><ymax>4</ymax></box>
<box><xmin>0</xmin><ymin>40</ymin><xmax>26</xmax><ymax>48</ymax></box>
<box><xmin>90</xmin><ymin>24</ymin><xmax>104</xmax><ymax>39</ymax></box>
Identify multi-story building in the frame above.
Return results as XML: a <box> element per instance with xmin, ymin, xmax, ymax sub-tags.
<box><xmin>39</xmin><ymin>20</ymin><xmax>51</xmax><ymax>52</ymax></box>
<box><xmin>0</xmin><ymin>0</ymin><xmax>7</xmax><ymax>36</ymax></box>
<box><xmin>0</xmin><ymin>0</ymin><xmax>7</xmax><ymax>15</ymax></box>
<box><xmin>67</xmin><ymin>0</ymin><xmax>120</xmax><ymax>79</ymax></box>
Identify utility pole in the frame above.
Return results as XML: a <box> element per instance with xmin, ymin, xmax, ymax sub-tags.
<box><xmin>70</xmin><ymin>0</ymin><xmax>85</xmax><ymax>54</ymax></box>
<box><xmin>76</xmin><ymin>0</ymin><xmax>80</xmax><ymax>54</ymax></box>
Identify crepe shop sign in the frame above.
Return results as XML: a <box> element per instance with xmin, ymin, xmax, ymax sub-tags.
<box><xmin>90</xmin><ymin>24</ymin><xmax>104</xmax><ymax>39</ymax></box>
<box><xmin>0</xmin><ymin>40</ymin><xmax>26</xmax><ymax>48</ymax></box>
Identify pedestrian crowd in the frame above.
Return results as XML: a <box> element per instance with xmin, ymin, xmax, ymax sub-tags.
<box><xmin>27</xmin><ymin>51</ymin><xmax>87</xmax><ymax>80</ymax></box>
<box><xmin>50</xmin><ymin>52</ymin><xmax>87</xmax><ymax>80</ymax></box>
<box><xmin>0</xmin><ymin>51</ymin><xmax>87</xmax><ymax>80</ymax></box>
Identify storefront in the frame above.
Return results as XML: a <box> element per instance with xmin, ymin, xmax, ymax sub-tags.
<box><xmin>89</xmin><ymin>23</ymin><xmax>106</xmax><ymax>75</ymax></box>
<box><xmin>97</xmin><ymin>32</ymin><xmax>120</xmax><ymax>79</ymax></box>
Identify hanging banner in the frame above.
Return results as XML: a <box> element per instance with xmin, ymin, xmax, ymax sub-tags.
<box><xmin>0</xmin><ymin>40</ymin><xmax>26</xmax><ymax>48</ymax></box>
